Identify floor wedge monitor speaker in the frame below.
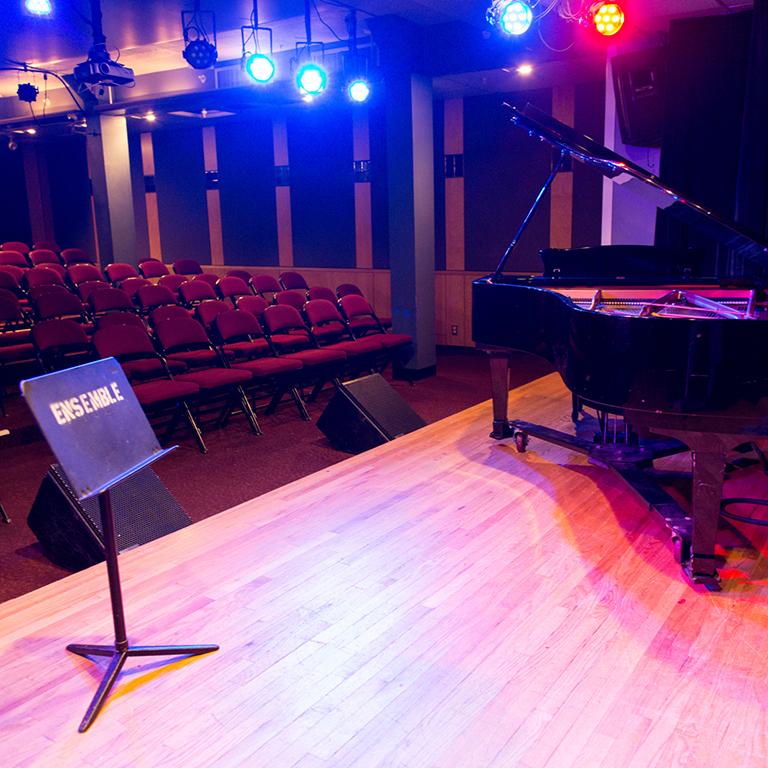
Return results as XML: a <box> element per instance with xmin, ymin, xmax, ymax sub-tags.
<box><xmin>27</xmin><ymin>463</ymin><xmax>192</xmax><ymax>572</ymax></box>
<box><xmin>317</xmin><ymin>373</ymin><xmax>426</xmax><ymax>454</ymax></box>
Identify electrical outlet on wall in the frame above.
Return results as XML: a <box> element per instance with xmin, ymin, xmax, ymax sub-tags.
<box><xmin>451</xmin><ymin>325</ymin><xmax>458</xmax><ymax>335</ymax></box>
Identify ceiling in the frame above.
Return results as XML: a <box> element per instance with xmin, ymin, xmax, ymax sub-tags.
<box><xmin>0</xmin><ymin>0</ymin><xmax>751</xmax><ymax>124</ymax></box>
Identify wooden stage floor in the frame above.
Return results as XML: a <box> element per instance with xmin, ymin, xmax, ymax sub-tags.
<box><xmin>3</xmin><ymin>373</ymin><xmax>768</xmax><ymax>768</ymax></box>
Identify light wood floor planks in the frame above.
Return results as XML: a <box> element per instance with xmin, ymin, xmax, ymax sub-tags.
<box><xmin>2</xmin><ymin>373</ymin><xmax>768</xmax><ymax>768</ymax></box>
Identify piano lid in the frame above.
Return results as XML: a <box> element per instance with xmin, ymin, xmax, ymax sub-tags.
<box><xmin>494</xmin><ymin>102</ymin><xmax>768</xmax><ymax>277</ymax></box>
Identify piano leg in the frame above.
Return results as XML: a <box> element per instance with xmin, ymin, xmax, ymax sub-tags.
<box><xmin>688</xmin><ymin>449</ymin><xmax>727</xmax><ymax>585</ymax></box>
<box><xmin>484</xmin><ymin>348</ymin><xmax>515</xmax><ymax>439</ymax></box>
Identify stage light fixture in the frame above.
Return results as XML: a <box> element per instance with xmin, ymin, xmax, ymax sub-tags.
<box><xmin>183</xmin><ymin>38</ymin><xmax>217</xmax><ymax>70</ymax></box>
<box><xmin>500</xmin><ymin>2</ymin><xmax>533</xmax><ymax>35</ymax></box>
<box><xmin>487</xmin><ymin>1</ymin><xmax>533</xmax><ymax>35</ymax></box>
<box><xmin>348</xmin><ymin>79</ymin><xmax>370</xmax><ymax>103</ymax></box>
<box><xmin>245</xmin><ymin>53</ymin><xmax>275</xmax><ymax>83</ymax></box>
<box><xmin>297</xmin><ymin>64</ymin><xmax>326</xmax><ymax>96</ymax></box>
<box><xmin>593</xmin><ymin>3</ymin><xmax>624</xmax><ymax>36</ymax></box>
<box><xmin>25</xmin><ymin>0</ymin><xmax>52</xmax><ymax>14</ymax></box>
<box><xmin>17</xmin><ymin>83</ymin><xmax>39</xmax><ymax>103</ymax></box>
<box><xmin>182</xmin><ymin>2</ymin><xmax>218</xmax><ymax>70</ymax></box>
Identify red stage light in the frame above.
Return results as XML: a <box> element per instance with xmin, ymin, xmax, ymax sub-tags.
<box><xmin>594</xmin><ymin>3</ymin><xmax>625</xmax><ymax>36</ymax></box>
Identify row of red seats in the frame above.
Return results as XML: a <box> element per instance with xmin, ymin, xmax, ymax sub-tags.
<box><xmin>0</xmin><ymin>281</ymin><xmax>411</xmax><ymax>452</ymax></box>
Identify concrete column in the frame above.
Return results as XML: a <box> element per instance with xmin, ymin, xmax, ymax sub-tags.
<box><xmin>86</xmin><ymin>113</ymin><xmax>138</xmax><ymax>267</ymax></box>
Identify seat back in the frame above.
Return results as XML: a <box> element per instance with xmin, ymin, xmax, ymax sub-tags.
<box><xmin>155</xmin><ymin>316</ymin><xmax>211</xmax><ymax>352</ymax></box>
<box><xmin>158</xmin><ymin>273</ymin><xmax>189</xmax><ymax>296</ymax></box>
<box><xmin>307</xmin><ymin>286</ymin><xmax>337</xmax><ymax>303</ymax></box>
<box><xmin>217</xmin><ymin>276</ymin><xmax>251</xmax><ymax>303</ymax></box>
<box><xmin>194</xmin><ymin>273</ymin><xmax>219</xmax><ymax>288</ymax></box>
<box><xmin>0</xmin><ymin>251</ymin><xmax>30</xmax><ymax>269</ymax></box>
<box><xmin>117</xmin><ymin>277</ymin><xmax>151</xmax><ymax>302</ymax></box>
<box><xmin>274</xmin><ymin>290</ymin><xmax>306</xmax><ymax>311</ymax></box>
<box><xmin>0</xmin><ymin>270</ymin><xmax>22</xmax><ymax>296</ymax></box>
<box><xmin>236</xmin><ymin>295</ymin><xmax>269</xmax><ymax>318</ymax></box>
<box><xmin>32</xmin><ymin>319</ymin><xmax>91</xmax><ymax>371</ymax></box>
<box><xmin>88</xmin><ymin>287</ymin><xmax>134</xmax><ymax>314</ymax></box>
<box><xmin>0</xmin><ymin>264</ymin><xmax>25</xmax><ymax>281</ymax></box>
<box><xmin>93</xmin><ymin>323</ymin><xmax>156</xmax><ymax>359</ymax></box>
<box><xmin>339</xmin><ymin>293</ymin><xmax>375</xmax><ymax>319</ymax></box>
<box><xmin>97</xmin><ymin>311</ymin><xmax>147</xmax><ymax>331</ymax></box>
<box><xmin>68</xmin><ymin>264</ymin><xmax>103</xmax><ymax>285</ymax></box>
<box><xmin>214</xmin><ymin>308</ymin><xmax>265</xmax><ymax>343</ymax></box>
<box><xmin>138</xmin><ymin>259</ymin><xmax>170</xmax><ymax>278</ymax></box>
<box><xmin>60</xmin><ymin>248</ymin><xmax>95</xmax><ymax>265</ymax></box>
<box><xmin>304</xmin><ymin>299</ymin><xmax>347</xmax><ymax>343</ymax></box>
<box><xmin>137</xmin><ymin>284</ymin><xmax>178</xmax><ymax>313</ymax></box>
<box><xmin>33</xmin><ymin>241</ymin><xmax>61</xmax><ymax>254</ymax></box>
<box><xmin>336</xmin><ymin>283</ymin><xmax>364</xmax><ymax>298</ymax></box>
<box><xmin>29</xmin><ymin>249</ymin><xmax>62</xmax><ymax>266</ymax></box>
<box><xmin>279</xmin><ymin>271</ymin><xmax>309</xmax><ymax>291</ymax></box>
<box><xmin>149</xmin><ymin>304</ymin><xmax>190</xmax><ymax>328</ymax></box>
<box><xmin>226</xmin><ymin>269</ymin><xmax>251</xmax><ymax>282</ymax></box>
<box><xmin>24</xmin><ymin>266</ymin><xmax>66</xmax><ymax>289</ymax></box>
<box><xmin>28</xmin><ymin>284</ymin><xmax>69</xmax><ymax>303</ymax></box>
<box><xmin>0</xmin><ymin>294</ymin><xmax>28</xmax><ymax>323</ymax></box>
<box><xmin>195</xmin><ymin>299</ymin><xmax>231</xmax><ymax>330</ymax></box>
<box><xmin>179</xmin><ymin>280</ymin><xmax>216</xmax><ymax>307</ymax></box>
<box><xmin>2</xmin><ymin>241</ymin><xmax>30</xmax><ymax>255</ymax></box>
<box><xmin>250</xmin><ymin>274</ymin><xmax>281</xmax><ymax>298</ymax></box>
<box><xmin>104</xmin><ymin>263</ymin><xmax>140</xmax><ymax>284</ymax></box>
<box><xmin>172</xmin><ymin>259</ymin><xmax>203</xmax><ymax>275</ymax></box>
<box><xmin>77</xmin><ymin>280</ymin><xmax>112</xmax><ymax>303</ymax></box>
<box><xmin>34</xmin><ymin>291</ymin><xmax>88</xmax><ymax>323</ymax></box>
<box><xmin>262</xmin><ymin>303</ymin><xmax>308</xmax><ymax>335</ymax></box>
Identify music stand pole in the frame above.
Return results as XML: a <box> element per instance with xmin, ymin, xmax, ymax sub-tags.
<box><xmin>67</xmin><ymin>487</ymin><xmax>219</xmax><ymax>733</ymax></box>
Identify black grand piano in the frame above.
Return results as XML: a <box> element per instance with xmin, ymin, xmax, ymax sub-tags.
<box><xmin>473</xmin><ymin>103</ymin><xmax>768</xmax><ymax>587</ymax></box>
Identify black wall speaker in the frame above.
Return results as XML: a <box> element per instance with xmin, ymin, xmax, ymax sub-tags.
<box><xmin>27</xmin><ymin>463</ymin><xmax>192</xmax><ymax>572</ymax></box>
<box><xmin>317</xmin><ymin>374</ymin><xmax>427</xmax><ymax>454</ymax></box>
<box><xmin>612</xmin><ymin>46</ymin><xmax>666</xmax><ymax>148</ymax></box>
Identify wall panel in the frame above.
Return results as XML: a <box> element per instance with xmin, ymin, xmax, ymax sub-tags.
<box><xmin>152</xmin><ymin>127</ymin><xmax>211</xmax><ymax>264</ymax></box>
<box><xmin>463</xmin><ymin>89</ymin><xmax>553</xmax><ymax>274</ymax></box>
<box><xmin>216</xmin><ymin>119</ymin><xmax>279</xmax><ymax>266</ymax></box>
<box><xmin>287</xmin><ymin>106</ymin><xmax>356</xmax><ymax>269</ymax></box>
<box><xmin>44</xmin><ymin>137</ymin><xmax>94</xmax><ymax>255</ymax></box>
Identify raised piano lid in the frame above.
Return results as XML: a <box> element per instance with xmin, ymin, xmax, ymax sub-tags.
<box><xmin>491</xmin><ymin>103</ymin><xmax>768</xmax><ymax>277</ymax></box>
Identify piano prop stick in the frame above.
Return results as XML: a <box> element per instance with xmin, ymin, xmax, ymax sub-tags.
<box><xmin>21</xmin><ymin>359</ymin><xmax>218</xmax><ymax>732</ymax></box>
<box><xmin>473</xmin><ymin>103</ymin><xmax>768</xmax><ymax>588</ymax></box>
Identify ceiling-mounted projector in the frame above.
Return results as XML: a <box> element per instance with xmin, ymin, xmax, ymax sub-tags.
<box><xmin>73</xmin><ymin>46</ymin><xmax>134</xmax><ymax>88</ymax></box>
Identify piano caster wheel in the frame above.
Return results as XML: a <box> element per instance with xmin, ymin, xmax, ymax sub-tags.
<box><xmin>514</xmin><ymin>431</ymin><xmax>529</xmax><ymax>453</ymax></box>
<box><xmin>673</xmin><ymin>536</ymin><xmax>683</xmax><ymax>564</ymax></box>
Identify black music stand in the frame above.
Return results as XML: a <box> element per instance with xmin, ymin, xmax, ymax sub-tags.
<box><xmin>21</xmin><ymin>358</ymin><xmax>218</xmax><ymax>732</ymax></box>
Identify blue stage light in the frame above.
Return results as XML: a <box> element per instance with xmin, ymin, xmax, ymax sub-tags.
<box><xmin>348</xmin><ymin>80</ymin><xmax>370</xmax><ymax>103</ymax></box>
<box><xmin>25</xmin><ymin>0</ymin><xmax>52</xmax><ymax>14</ymax></box>
<box><xmin>297</xmin><ymin>64</ymin><xmax>326</xmax><ymax>95</ymax></box>
<box><xmin>500</xmin><ymin>2</ymin><xmax>533</xmax><ymax>35</ymax></box>
<box><xmin>245</xmin><ymin>53</ymin><xmax>275</xmax><ymax>83</ymax></box>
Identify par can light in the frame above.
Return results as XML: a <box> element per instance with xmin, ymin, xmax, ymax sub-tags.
<box><xmin>245</xmin><ymin>53</ymin><xmax>275</xmax><ymax>83</ymax></box>
<box><xmin>297</xmin><ymin>64</ymin><xmax>326</xmax><ymax>95</ymax></box>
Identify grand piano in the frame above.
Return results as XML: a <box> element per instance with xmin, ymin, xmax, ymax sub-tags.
<box><xmin>473</xmin><ymin>103</ymin><xmax>768</xmax><ymax>587</ymax></box>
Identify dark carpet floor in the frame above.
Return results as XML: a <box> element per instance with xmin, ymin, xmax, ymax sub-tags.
<box><xmin>0</xmin><ymin>348</ymin><xmax>552</xmax><ymax>604</ymax></box>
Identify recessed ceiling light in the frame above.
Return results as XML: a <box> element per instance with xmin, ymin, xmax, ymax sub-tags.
<box><xmin>517</xmin><ymin>64</ymin><xmax>533</xmax><ymax>75</ymax></box>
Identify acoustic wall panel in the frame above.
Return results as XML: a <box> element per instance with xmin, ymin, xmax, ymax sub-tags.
<box><xmin>152</xmin><ymin>127</ymin><xmax>211</xmax><ymax>264</ymax></box>
<box><xmin>572</xmin><ymin>80</ymin><xmax>605</xmax><ymax>249</ymax></box>
<box><xmin>216</xmin><ymin>119</ymin><xmax>279</xmax><ymax>266</ymax></box>
<box><xmin>45</xmin><ymin>137</ymin><xmax>95</xmax><ymax>254</ymax></box>
<box><xmin>287</xmin><ymin>106</ymin><xmax>356</xmax><ymax>269</ymax></box>
<box><xmin>463</xmin><ymin>89</ymin><xmax>553</xmax><ymax>274</ymax></box>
